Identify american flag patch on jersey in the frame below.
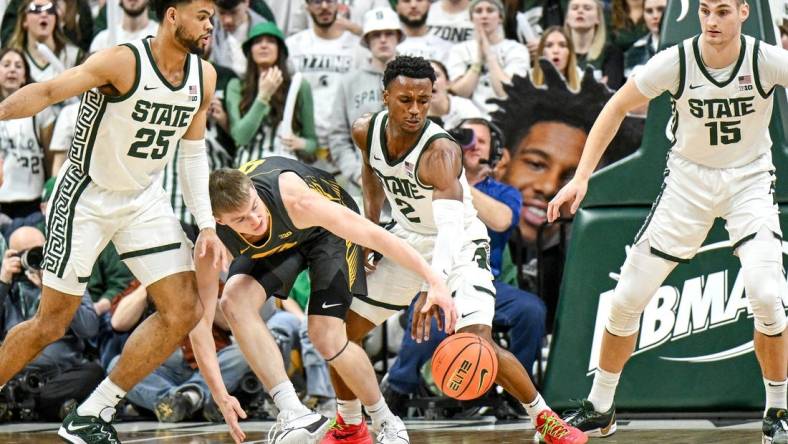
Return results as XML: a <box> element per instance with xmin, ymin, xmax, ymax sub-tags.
<box><xmin>189</xmin><ymin>84</ymin><xmax>198</xmax><ymax>101</ymax></box>
<box><xmin>738</xmin><ymin>74</ymin><xmax>753</xmax><ymax>91</ymax></box>
<box><xmin>404</xmin><ymin>161</ymin><xmax>414</xmax><ymax>177</ymax></box>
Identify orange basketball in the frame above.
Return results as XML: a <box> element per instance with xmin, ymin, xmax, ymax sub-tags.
<box><xmin>431</xmin><ymin>333</ymin><xmax>498</xmax><ymax>400</ymax></box>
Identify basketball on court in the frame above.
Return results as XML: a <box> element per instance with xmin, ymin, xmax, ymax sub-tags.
<box><xmin>431</xmin><ymin>333</ymin><xmax>498</xmax><ymax>401</ymax></box>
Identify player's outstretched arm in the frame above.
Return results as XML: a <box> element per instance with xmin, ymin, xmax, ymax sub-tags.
<box><xmin>546</xmin><ymin>78</ymin><xmax>649</xmax><ymax>222</ymax></box>
<box><xmin>0</xmin><ymin>46</ymin><xmax>131</xmax><ymax>121</ymax></box>
<box><xmin>351</xmin><ymin>114</ymin><xmax>386</xmax><ymax>225</ymax></box>
<box><xmin>279</xmin><ymin>171</ymin><xmax>456</xmax><ymax>333</ymax></box>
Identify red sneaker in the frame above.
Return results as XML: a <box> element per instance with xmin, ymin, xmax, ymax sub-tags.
<box><xmin>536</xmin><ymin>410</ymin><xmax>588</xmax><ymax>444</ymax></box>
<box><xmin>320</xmin><ymin>414</ymin><xmax>373</xmax><ymax>444</ymax></box>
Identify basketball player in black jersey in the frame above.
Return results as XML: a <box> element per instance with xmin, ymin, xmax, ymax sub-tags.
<box><xmin>189</xmin><ymin>156</ymin><xmax>454</xmax><ymax>443</ymax></box>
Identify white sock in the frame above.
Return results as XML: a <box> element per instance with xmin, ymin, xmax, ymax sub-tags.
<box><xmin>365</xmin><ymin>396</ymin><xmax>394</xmax><ymax>428</ymax></box>
<box><xmin>338</xmin><ymin>398</ymin><xmax>363</xmax><ymax>425</ymax></box>
<box><xmin>270</xmin><ymin>381</ymin><xmax>308</xmax><ymax>414</ymax></box>
<box><xmin>523</xmin><ymin>393</ymin><xmax>550</xmax><ymax>427</ymax></box>
<box><xmin>77</xmin><ymin>378</ymin><xmax>126</xmax><ymax>420</ymax></box>
<box><xmin>588</xmin><ymin>368</ymin><xmax>620</xmax><ymax>413</ymax></box>
<box><xmin>764</xmin><ymin>378</ymin><xmax>788</xmax><ymax>415</ymax></box>
<box><xmin>181</xmin><ymin>389</ymin><xmax>201</xmax><ymax>407</ymax></box>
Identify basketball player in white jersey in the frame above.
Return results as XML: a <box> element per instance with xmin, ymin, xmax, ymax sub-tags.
<box><xmin>0</xmin><ymin>0</ymin><xmax>226</xmax><ymax>442</ymax></box>
<box><xmin>547</xmin><ymin>0</ymin><xmax>788</xmax><ymax>441</ymax></box>
<box><xmin>325</xmin><ymin>56</ymin><xmax>587</xmax><ymax>444</ymax></box>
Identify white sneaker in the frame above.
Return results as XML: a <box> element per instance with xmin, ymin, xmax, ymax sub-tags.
<box><xmin>268</xmin><ymin>409</ymin><xmax>331</xmax><ymax>444</ymax></box>
<box><xmin>375</xmin><ymin>416</ymin><xmax>409</xmax><ymax>444</ymax></box>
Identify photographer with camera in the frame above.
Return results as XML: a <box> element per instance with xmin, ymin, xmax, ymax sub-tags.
<box><xmin>0</xmin><ymin>226</ymin><xmax>102</xmax><ymax>421</ymax></box>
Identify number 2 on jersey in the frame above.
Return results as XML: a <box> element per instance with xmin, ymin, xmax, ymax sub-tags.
<box><xmin>127</xmin><ymin>128</ymin><xmax>175</xmax><ymax>159</ymax></box>
<box><xmin>394</xmin><ymin>198</ymin><xmax>421</xmax><ymax>223</ymax></box>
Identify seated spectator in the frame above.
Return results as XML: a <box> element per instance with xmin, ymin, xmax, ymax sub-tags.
<box><xmin>396</xmin><ymin>0</ymin><xmax>453</xmax><ymax>63</ymax></box>
<box><xmin>227</xmin><ymin>22</ymin><xmax>318</xmax><ymax>166</ymax></box>
<box><xmin>89</xmin><ymin>0</ymin><xmax>158</xmax><ymax>52</ymax></box>
<box><xmin>7</xmin><ymin>0</ymin><xmax>82</xmax><ymax>82</ymax></box>
<box><xmin>108</xmin><ymin>282</ymin><xmax>252</xmax><ymax>423</ymax></box>
<box><xmin>382</xmin><ymin>117</ymin><xmax>547</xmax><ymax>412</ymax></box>
<box><xmin>623</xmin><ymin>0</ymin><xmax>665</xmax><ymax>78</ymax></box>
<box><xmin>328</xmin><ymin>7</ymin><xmax>402</xmax><ymax>193</ymax></box>
<box><xmin>490</xmin><ymin>62</ymin><xmax>641</xmax><ymax>323</ymax></box>
<box><xmin>447</xmin><ymin>0</ymin><xmax>530</xmax><ymax>114</ymax></box>
<box><xmin>610</xmin><ymin>0</ymin><xmax>647</xmax><ymax>51</ymax></box>
<box><xmin>427</xmin><ymin>59</ymin><xmax>481</xmax><ymax>130</ymax></box>
<box><xmin>211</xmin><ymin>0</ymin><xmax>268</xmax><ymax>77</ymax></box>
<box><xmin>0</xmin><ymin>48</ymin><xmax>54</xmax><ymax>219</ymax></box>
<box><xmin>0</xmin><ymin>226</ymin><xmax>102</xmax><ymax>420</ymax></box>
<box><xmin>530</xmin><ymin>26</ymin><xmax>582</xmax><ymax>92</ymax></box>
<box><xmin>564</xmin><ymin>0</ymin><xmax>624</xmax><ymax>88</ymax></box>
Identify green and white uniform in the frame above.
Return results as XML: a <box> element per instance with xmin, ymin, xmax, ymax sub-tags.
<box><xmin>632</xmin><ymin>34</ymin><xmax>788</xmax><ymax>261</ymax></box>
<box><xmin>43</xmin><ymin>38</ymin><xmax>203</xmax><ymax>295</ymax></box>
<box><xmin>350</xmin><ymin>111</ymin><xmax>495</xmax><ymax>330</ymax></box>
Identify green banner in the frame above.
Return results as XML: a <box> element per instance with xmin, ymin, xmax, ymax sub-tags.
<box><xmin>543</xmin><ymin>208</ymin><xmax>788</xmax><ymax>411</ymax></box>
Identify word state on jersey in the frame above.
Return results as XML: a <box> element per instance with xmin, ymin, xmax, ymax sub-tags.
<box><xmin>43</xmin><ymin>38</ymin><xmax>202</xmax><ymax>296</ymax></box>
<box><xmin>350</xmin><ymin>111</ymin><xmax>495</xmax><ymax>331</ymax></box>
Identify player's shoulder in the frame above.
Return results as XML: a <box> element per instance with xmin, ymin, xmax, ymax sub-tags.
<box><xmin>351</xmin><ymin>112</ymin><xmax>378</xmax><ymax>148</ymax></box>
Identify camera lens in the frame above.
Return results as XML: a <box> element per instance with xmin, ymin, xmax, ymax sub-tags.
<box><xmin>20</xmin><ymin>246</ymin><xmax>44</xmax><ymax>271</ymax></box>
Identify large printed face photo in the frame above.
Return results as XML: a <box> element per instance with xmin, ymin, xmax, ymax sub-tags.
<box><xmin>491</xmin><ymin>60</ymin><xmax>642</xmax><ymax>246</ymax></box>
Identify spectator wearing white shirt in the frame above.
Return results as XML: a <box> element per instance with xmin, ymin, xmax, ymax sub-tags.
<box><xmin>286</xmin><ymin>0</ymin><xmax>359</xmax><ymax>169</ymax></box>
<box><xmin>447</xmin><ymin>0</ymin><xmax>530</xmax><ymax>114</ymax></box>
<box><xmin>426</xmin><ymin>0</ymin><xmax>474</xmax><ymax>44</ymax></box>
<box><xmin>89</xmin><ymin>0</ymin><xmax>159</xmax><ymax>52</ymax></box>
<box><xmin>395</xmin><ymin>0</ymin><xmax>452</xmax><ymax>63</ymax></box>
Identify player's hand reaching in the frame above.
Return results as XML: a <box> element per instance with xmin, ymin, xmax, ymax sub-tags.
<box><xmin>196</xmin><ymin>228</ymin><xmax>229</xmax><ymax>272</ymax></box>
<box><xmin>412</xmin><ymin>280</ymin><xmax>457</xmax><ymax>343</ymax></box>
<box><xmin>216</xmin><ymin>392</ymin><xmax>247</xmax><ymax>444</ymax></box>
<box><xmin>547</xmin><ymin>177</ymin><xmax>589</xmax><ymax>223</ymax></box>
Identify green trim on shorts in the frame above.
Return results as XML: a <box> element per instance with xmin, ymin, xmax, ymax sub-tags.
<box><xmin>354</xmin><ymin>294</ymin><xmax>409</xmax><ymax>311</ymax></box>
<box><xmin>649</xmin><ymin>247</ymin><xmax>689</xmax><ymax>263</ymax></box>
<box><xmin>56</xmin><ymin>170</ymin><xmax>90</xmax><ymax>279</ymax></box>
<box><xmin>473</xmin><ymin>285</ymin><xmax>495</xmax><ymax>298</ymax></box>
<box><xmin>119</xmin><ymin>242</ymin><xmax>182</xmax><ymax>260</ymax></box>
<box><xmin>731</xmin><ymin>232</ymin><xmax>757</xmax><ymax>251</ymax></box>
<box><xmin>634</xmin><ymin>168</ymin><xmax>670</xmax><ymax>244</ymax></box>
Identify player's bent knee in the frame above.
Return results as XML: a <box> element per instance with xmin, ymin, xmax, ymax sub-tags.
<box><xmin>309</xmin><ymin>328</ymin><xmax>349</xmax><ymax>361</ymax></box>
<box><xmin>739</xmin><ymin>236</ymin><xmax>786</xmax><ymax>336</ymax></box>
<box><xmin>743</xmin><ymin>264</ymin><xmax>786</xmax><ymax>336</ymax></box>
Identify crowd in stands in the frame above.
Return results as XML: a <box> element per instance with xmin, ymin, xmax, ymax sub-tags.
<box><xmin>0</xmin><ymin>0</ymin><xmax>785</xmax><ymax>423</ymax></box>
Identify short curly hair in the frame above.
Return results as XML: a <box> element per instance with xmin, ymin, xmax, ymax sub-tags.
<box><xmin>490</xmin><ymin>59</ymin><xmax>642</xmax><ymax>166</ymax></box>
<box><xmin>383</xmin><ymin>55</ymin><xmax>436</xmax><ymax>89</ymax></box>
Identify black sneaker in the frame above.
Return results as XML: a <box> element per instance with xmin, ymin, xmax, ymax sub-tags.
<box><xmin>58</xmin><ymin>407</ymin><xmax>120</xmax><ymax>444</ymax></box>
<box><xmin>154</xmin><ymin>392</ymin><xmax>194</xmax><ymax>423</ymax></box>
<box><xmin>562</xmin><ymin>399</ymin><xmax>616</xmax><ymax>437</ymax></box>
<box><xmin>202</xmin><ymin>397</ymin><xmax>223</xmax><ymax>423</ymax></box>
<box><xmin>763</xmin><ymin>408</ymin><xmax>788</xmax><ymax>443</ymax></box>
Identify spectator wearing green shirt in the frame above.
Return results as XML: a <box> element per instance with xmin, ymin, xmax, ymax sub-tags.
<box><xmin>225</xmin><ymin>22</ymin><xmax>318</xmax><ymax>167</ymax></box>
